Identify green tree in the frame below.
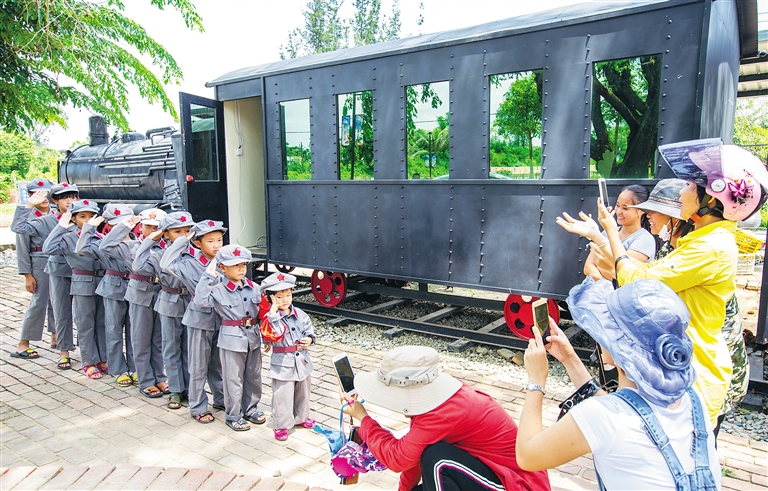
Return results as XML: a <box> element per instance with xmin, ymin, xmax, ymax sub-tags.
<box><xmin>590</xmin><ymin>56</ymin><xmax>661</xmax><ymax>178</ymax></box>
<box><xmin>733</xmin><ymin>98</ymin><xmax>768</xmax><ymax>164</ymax></box>
<box><xmin>0</xmin><ymin>131</ymin><xmax>59</xmax><ymax>202</ymax></box>
<box><xmin>280</xmin><ymin>0</ymin><xmax>349</xmax><ymax>59</ymax></box>
<box><xmin>493</xmin><ymin>73</ymin><xmax>542</xmax><ymax>176</ymax></box>
<box><xmin>0</xmin><ymin>0</ymin><xmax>203</xmax><ymax>134</ymax></box>
<box><xmin>351</xmin><ymin>0</ymin><xmax>400</xmax><ymax>45</ymax></box>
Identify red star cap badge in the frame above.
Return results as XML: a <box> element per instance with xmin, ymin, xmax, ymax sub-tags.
<box><xmin>37</xmin><ymin>180</ymin><xmax>43</xmax><ymax>186</ymax></box>
<box><xmin>277</xmin><ymin>273</ymin><xmax>285</xmax><ymax>281</ymax></box>
<box><xmin>180</xmin><ymin>215</ymin><xmax>187</xmax><ymax>223</ymax></box>
<box><xmin>83</xmin><ymin>200</ymin><xmax>89</xmax><ymax>205</ymax></box>
<box><xmin>62</xmin><ymin>183</ymin><xmax>69</xmax><ymax>187</ymax></box>
<box><xmin>208</xmin><ymin>220</ymin><xmax>214</xmax><ymax>226</ymax></box>
<box><xmin>233</xmin><ymin>248</ymin><xmax>241</xmax><ymax>257</ymax></box>
<box><xmin>114</xmin><ymin>209</ymin><xmax>121</xmax><ymax>216</ymax></box>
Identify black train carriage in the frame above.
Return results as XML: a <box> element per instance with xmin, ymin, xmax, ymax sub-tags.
<box><xmin>200</xmin><ymin>0</ymin><xmax>755</xmax><ymax>298</ymax></box>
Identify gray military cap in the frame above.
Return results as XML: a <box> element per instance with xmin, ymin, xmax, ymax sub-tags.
<box><xmin>191</xmin><ymin>219</ymin><xmax>227</xmax><ymax>238</ymax></box>
<box><xmin>26</xmin><ymin>178</ymin><xmax>54</xmax><ymax>193</ymax></box>
<box><xmin>102</xmin><ymin>203</ymin><xmax>134</xmax><ymax>225</ymax></box>
<box><xmin>68</xmin><ymin>199</ymin><xmax>100</xmax><ymax>215</ymax></box>
<box><xmin>628</xmin><ymin>178</ymin><xmax>686</xmax><ymax>219</ymax></box>
<box><xmin>49</xmin><ymin>182</ymin><xmax>79</xmax><ymax>198</ymax></box>
<box><xmin>261</xmin><ymin>272</ymin><xmax>297</xmax><ymax>292</ymax></box>
<box><xmin>160</xmin><ymin>211</ymin><xmax>193</xmax><ymax>231</ymax></box>
<box><xmin>216</xmin><ymin>244</ymin><xmax>252</xmax><ymax>266</ymax></box>
<box><xmin>138</xmin><ymin>208</ymin><xmax>167</xmax><ymax>226</ymax></box>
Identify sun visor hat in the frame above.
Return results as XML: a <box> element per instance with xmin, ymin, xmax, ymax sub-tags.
<box><xmin>659</xmin><ymin>139</ymin><xmax>768</xmax><ymax>221</ymax></box>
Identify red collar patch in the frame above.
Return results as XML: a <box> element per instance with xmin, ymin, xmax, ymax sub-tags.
<box><xmin>34</xmin><ymin>209</ymin><xmax>42</xmax><ymax>217</ymax></box>
<box><xmin>159</xmin><ymin>239</ymin><xmax>167</xmax><ymax>249</ymax></box>
<box><xmin>56</xmin><ymin>214</ymin><xmax>62</xmax><ymax>220</ymax></box>
<box><xmin>188</xmin><ymin>246</ymin><xmax>196</xmax><ymax>256</ymax></box>
<box><xmin>225</xmin><ymin>281</ymin><xmax>237</xmax><ymax>291</ymax></box>
<box><xmin>199</xmin><ymin>255</ymin><xmax>209</xmax><ymax>266</ymax></box>
<box><xmin>95</xmin><ymin>232</ymin><xmax>104</xmax><ymax>239</ymax></box>
<box><xmin>245</xmin><ymin>278</ymin><xmax>254</xmax><ymax>288</ymax></box>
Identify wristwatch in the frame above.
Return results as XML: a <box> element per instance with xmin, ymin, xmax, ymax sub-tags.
<box><xmin>525</xmin><ymin>381</ymin><xmax>546</xmax><ymax>395</ymax></box>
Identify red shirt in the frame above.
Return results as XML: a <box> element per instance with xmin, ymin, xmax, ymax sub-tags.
<box><xmin>360</xmin><ymin>382</ymin><xmax>551</xmax><ymax>491</ymax></box>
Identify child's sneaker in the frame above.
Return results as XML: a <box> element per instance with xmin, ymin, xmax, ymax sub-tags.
<box><xmin>274</xmin><ymin>428</ymin><xmax>289</xmax><ymax>441</ymax></box>
<box><xmin>297</xmin><ymin>418</ymin><xmax>315</xmax><ymax>429</ymax></box>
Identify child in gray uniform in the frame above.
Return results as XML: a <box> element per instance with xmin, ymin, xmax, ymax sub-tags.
<box><xmin>75</xmin><ymin>204</ymin><xmax>135</xmax><ymax>387</ymax></box>
<box><xmin>135</xmin><ymin>212</ymin><xmax>193</xmax><ymax>410</ymax></box>
<box><xmin>260</xmin><ymin>272</ymin><xmax>316</xmax><ymax>441</ymax></box>
<box><xmin>11</xmin><ymin>179</ymin><xmax>56</xmax><ymax>359</ymax></box>
<box><xmin>195</xmin><ymin>245</ymin><xmax>265</xmax><ymax>431</ymax></box>
<box><xmin>12</xmin><ymin>183</ymin><xmax>80</xmax><ymax>370</ymax></box>
<box><xmin>43</xmin><ymin>199</ymin><xmax>107</xmax><ymax>379</ymax></box>
<box><xmin>160</xmin><ymin>220</ymin><xmax>226</xmax><ymax>424</ymax></box>
<box><xmin>100</xmin><ymin>209</ymin><xmax>167</xmax><ymax>395</ymax></box>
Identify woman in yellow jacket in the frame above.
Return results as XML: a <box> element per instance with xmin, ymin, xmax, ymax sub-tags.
<box><xmin>558</xmin><ymin>139</ymin><xmax>768</xmax><ymax>427</ymax></box>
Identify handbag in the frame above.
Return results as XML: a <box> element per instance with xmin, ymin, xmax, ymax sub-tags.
<box><xmin>330</xmin><ymin>405</ymin><xmax>387</xmax><ymax>484</ymax></box>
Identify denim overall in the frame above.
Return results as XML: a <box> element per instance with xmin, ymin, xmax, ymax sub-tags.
<box><xmin>596</xmin><ymin>388</ymin><xmax>718</xmax><ymax>491</ymax></box>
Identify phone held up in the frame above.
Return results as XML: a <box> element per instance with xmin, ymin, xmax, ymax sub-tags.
<box><xmin>598</xmin><ymin>177</ymin><xmax>609</xmax><ymax>208</ymax></box>
<box><xmin>532</xmin><ymin>298</ymin><xmax>551</xmax><ymax>341</ymax></box>
<box><xmin>332</xmin><ymin>352</ymin><xmax>357</xmax><ymax>396</ymax></box>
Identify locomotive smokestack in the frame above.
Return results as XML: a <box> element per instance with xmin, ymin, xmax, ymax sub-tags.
<box><xmin>88</xmin><ymin>116</ymin><xmax>109</xmax><ymax>146</ymax></box>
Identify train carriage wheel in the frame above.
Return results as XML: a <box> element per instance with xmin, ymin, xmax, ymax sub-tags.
<box><xmin>503</xmin><ymin>294</ymin><xmax>560</xmax><ymax>341</ymax></box>
<box><xmin>275</xmin><ymin>264</ymin><xmax>295</xmax><ymax>273</ymax></box>
<box><xmin>310</xmin><ymin>270</ymin><xmax>347</xmax><ymax>307</ymax></box>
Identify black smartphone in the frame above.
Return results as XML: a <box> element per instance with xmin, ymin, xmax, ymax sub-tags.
<box><xmin>598</xmin><ymin>178</ymin><xmax>609</xmax><ymax>207</ymax></box>
<box><xmin>333</xmin><ymin>352</ymin><xmax>357</xmax><ymax>396</ymax></box>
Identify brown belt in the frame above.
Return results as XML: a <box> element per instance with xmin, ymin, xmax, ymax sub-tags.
<box><xmin>105</xmin><ymin>269</ymin><xmax>130</xmax><ymax>279</ymax></box>
<box><xmin>30</xmin><ymin>247</ymin><xmax>43</xmax><ymax>252</ymax></box>
<box><xmin>161</xmin><ymin>285</ymin><xmax>189</xmax><ymax>296</ymax></box>
<box><xmin>71</xmin><ymin>269</ymin><xmax>104</xmax><ymax>277</ymax></box>
<box><xmin>129</xmin><ymin>273</ymin><xmax>158</xmax><ymax>283</ymax></box>
<box><xmin>221</xmin><ymin>317</ymin><xmax>254</xmax><ymax>327</ymax></box>
<box><xmin>272</xmin><ymin>345</ymin><xmax>298</xmax><ymax>353</ymax></box>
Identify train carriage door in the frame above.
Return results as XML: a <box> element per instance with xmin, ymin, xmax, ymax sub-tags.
<box><xmin>179</xmin><ymin>92</ymin><xmax>229</xmax><ymax>224</ymax></box>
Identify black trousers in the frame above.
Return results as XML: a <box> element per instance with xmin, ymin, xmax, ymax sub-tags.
<box><xmin>411</xmin><ymin>442</ymin><xmax>504</xmax><ymax>491</ymax></box>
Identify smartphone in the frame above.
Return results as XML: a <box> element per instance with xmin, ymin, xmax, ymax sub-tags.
<box><xmin>332</xmin><ymin>352</ymin><xmax>357</xmax><ymax>396</ymax></box>
<box><xmin>598</xmin><ymin>178</ymin><xmax>609</xmax><ymax>207</ymax></box>
<box><xmin>532</xmin><ymin>298</ymin><xmax>551</xmax><ymax>341</ymax></box>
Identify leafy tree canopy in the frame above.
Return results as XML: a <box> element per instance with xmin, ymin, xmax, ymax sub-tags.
<box><xmin>0</xmin><ymin>130</ymin><xmax>59</xmax><ymax>202</ymax></box>
<box><xmin>0</xmin><ymin>0</ymin><xmax>203</xmax><ymax>134</ymax></box>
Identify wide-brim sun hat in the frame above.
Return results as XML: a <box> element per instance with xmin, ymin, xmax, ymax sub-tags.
<box><xmin>659</xmin><ymin>138</ymin><xmax>768</xmax><ymax>221</ymax></box>
<box><xmin>566</xmin><ymin>277</ymin><xmax>695</xmax><ymax>407</ymax></box>
<box><xmin>628</xmin><ymin>178</ymin><xmax>686</xmax><ymax>220</ymax></box>
<box><xmin>353</xmin><ymin>345</ymin><xmax>462</xmax><ymax>416</ymax></box>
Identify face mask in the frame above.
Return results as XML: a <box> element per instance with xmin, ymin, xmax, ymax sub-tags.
<box><xmin>659</xmin><ymin>221</ymin><xmax>672</xmax><ymax>242</ymax></box>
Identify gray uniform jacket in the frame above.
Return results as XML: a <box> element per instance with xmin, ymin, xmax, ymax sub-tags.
<box><xmin>99</xmin><ymin>221</ymin><xmax>160</xmax><ymax>307</ymax></box>
<box><xmin>194</xmin><ymin>272</ymin><xmax>261</xmax><ymax>353</ymax></box>
<box><xmin>11</xmin><ymin>206</ymin><xmax>71</xmax><ymax>278</ymax></box>
<box><xmin>265</xmin><ymin>306</ymin><xmax>315</xmax><ymax>382</ymax></box>
<box><xmin>75</xmin><ymin>222</ymin><xmax>129</xmax><ymax>301</ymax></box>
<box><xmin>43</xmin><ymin>225</ymin><xmax>104</xmax><ymax>296</ymax></box>
<box><xmin>160</xmin><ymin>237</ymin><xmax>218</xmax><ymax>330</ymax></box>
<box><xmin>15</xmin><ymin>208</ymin><xmax>55</xmax><ymax>274</ymax></box>
<box><xmin>133</xmin><ymin>238</ymin><xmax>188</xmax><ymax>318</ymax></box>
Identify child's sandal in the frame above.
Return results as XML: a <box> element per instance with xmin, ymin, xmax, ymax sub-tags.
<box><xmin>274</xmin><ymin>428</ymin><xmax>289</xmax><ymax>441</ymax></box>
<box><xmin>192</xmin><ymin>411</ymin><xmax>215</xmax><ymax>424</ymax></box>
<box><xmin>226</xmin><ymin>418</ymin><xmax>251</xmax><ymax>432</ymax></box>
<box><xmin>297</xmin><ymin>417</ymin><xmax>315</xmax><ymax>429</ymax></box>
<box><xmin>116</xmin><ymin>373</ymin><xmax>133</xmax><ymax>387</ymax></box>
<box><xmin>97</xmin><ymin>362</ymin><xmax>109</xmax><ymax>374</ymax></box>
<box><xmin>57</xmin><ymin>358</ymin><xmax>71</xmax><ymax>370</ymax></box>
<box><xmin>245</xmin><ymin>411</ymin><xmax>266</xmax><ymax>425</ymax></box>
<box><xmin>168</xmin><ymin>393</ymin><xmax>182</xmax><ymax>410</ymax></box>
<box><xmin>82</xmin><ymin>365</ymin><xmax>102</xmax><ymax>379</ymax></box>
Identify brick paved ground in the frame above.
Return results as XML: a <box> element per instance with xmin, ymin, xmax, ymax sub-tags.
<box><xmin>1</xmin><ymin>265</ymin><xmax>766</xmax><ymax>490</ymax></box>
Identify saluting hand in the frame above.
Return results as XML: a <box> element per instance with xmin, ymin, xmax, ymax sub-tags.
<box><xmin>124</xmin><ymin>215</ymin><xmax>141</xmax><ymax>228</ymax></box>
<box><xmin>206</xmin><ymin>257</ymin><xmax>218</xmax><ymax>277</ymax></box>
<box><xmin>26</xmin><ymin>190</ymin><xmax>49</xmax><ymax>208</ymax></box>
<box><xmin>269</xmin><ymin>295</ymin><xmax>279</xmax><ymax>315</ymax></box>
<box><xmin>58</xmin><ymin>211</ymin><xmax>73</xmax><ymax>229</ymax></box>
<box><xmin>147</xmin><ymin>230</ymin><xmax>164</xmax><ymax>242</ymax></box>
<box><xmin>88</xmin><ymin>215</ymin><xmax>105</xmax><ymax>227</ymax></box>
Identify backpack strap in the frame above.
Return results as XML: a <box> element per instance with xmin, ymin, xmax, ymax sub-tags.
<box><xmin>613</xmin><ymin>389</ymin><xmax>690</xmax><ymax>491</ymax></box>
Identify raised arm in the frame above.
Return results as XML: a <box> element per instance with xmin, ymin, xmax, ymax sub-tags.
<box><xmin>42</xmin><ymin>213</ymin><xmax>74</xmax><ymax>256</ymax></box>
<box><xmin>132</xmin><ymin>230</ymin><xmax>163</xmax><ymax>275</ymax></box>
<box><xmin>75</xmin><ymin>217</ymin><xmax>105</xmax><ymax>259</ymax></box>
<box><xmin>159</xmin><ymin>231</ymin><xmax>191</xmax><ymax>277</ymax></box>
<box><xmin>193</xmin><ymin>259</ymin><xmax>220</xmax><ymax>309</ymax></box>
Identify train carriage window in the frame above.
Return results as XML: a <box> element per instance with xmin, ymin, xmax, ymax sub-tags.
<box><xmin>338</xmin><ymin>91</ymin><xmax>374</xmax><ymax>180</ymax></box>
<box><xmin>405</xmin><ymin>81</ymin><xmax>449</xmax><ymax>179</ymax></box>
<box><xmin>279</xmin><ymin>99</ymin><xmax>312</xmax><ymax>180</ymax></box>
<box><xmin>189</xmin><ymin>104</ymin><xmax>219</xmax><ymax>181</ymax></box>
<box><xmin>590</xmin><ymin>55</ymin><xmax>662</xmax><ymax>178</ymax></box>
<box><xmin>489</xmin><ymin>71</ymin><xmax>543</xmax><ymax>179</ymax></box>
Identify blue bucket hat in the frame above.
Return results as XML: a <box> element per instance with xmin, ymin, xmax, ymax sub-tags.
<box><xmin>566</xmin><ymin>277</ymin><xmax>695</xmax><ymax>407</ymax></box>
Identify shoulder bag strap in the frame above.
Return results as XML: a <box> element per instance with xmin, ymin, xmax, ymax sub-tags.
<box><xmin>613</xmin><ymin>389</ymin><xmax>690</xmax><ymax>491</ymax></box>
<box><xmin>686</xmin><ymin>388</ymin><xmax>718</xmax><ymax>489</ymax></box>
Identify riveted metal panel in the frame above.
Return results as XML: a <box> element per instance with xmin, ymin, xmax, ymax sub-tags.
<box><xmin>336</xmin><ymin>185</ymin><xmax>376</xmax><ymax>272</ymax></box>
<box><xmin>311</xmin><ymin>93</ymin><xmax>337</xmax><ymax>180</ymax></box>
<box><xmin>449</xmin><ymin>51</ymin><xmax>487</xmax><ymax>179</ymax></box>
<box><xmin>403</xmin><ymin>184</ymin><xmax>451</xmax><ymax>281</ymax></box>
<box><xmin>442</xmin><ymin>185</ymin><xmax>482</xmax><ymax>284</ymax></box>
<box><xmin>373</xmin><ymin>62</ymin><xmax>406</xmax><ymax>180</ymax></box>
<box><xmin>370</xmin><ymin>184</ymin><xmax>406</xmax><ymax>275</ymax></box>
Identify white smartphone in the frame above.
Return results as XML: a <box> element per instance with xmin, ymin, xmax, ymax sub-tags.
<box><xmin>332</xmin><ymin>352</ymin><xmax>357</xmax><ymax>396</ymax></box>
<box><xmin>598</xmin><ymin>178</ymin><xmax>609</xmax><ymax>207</ymax></box>
<box><xmin>532</xmin><ymin>298</ymin><xmax>551</xmax><ymax>340</ymax></box>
